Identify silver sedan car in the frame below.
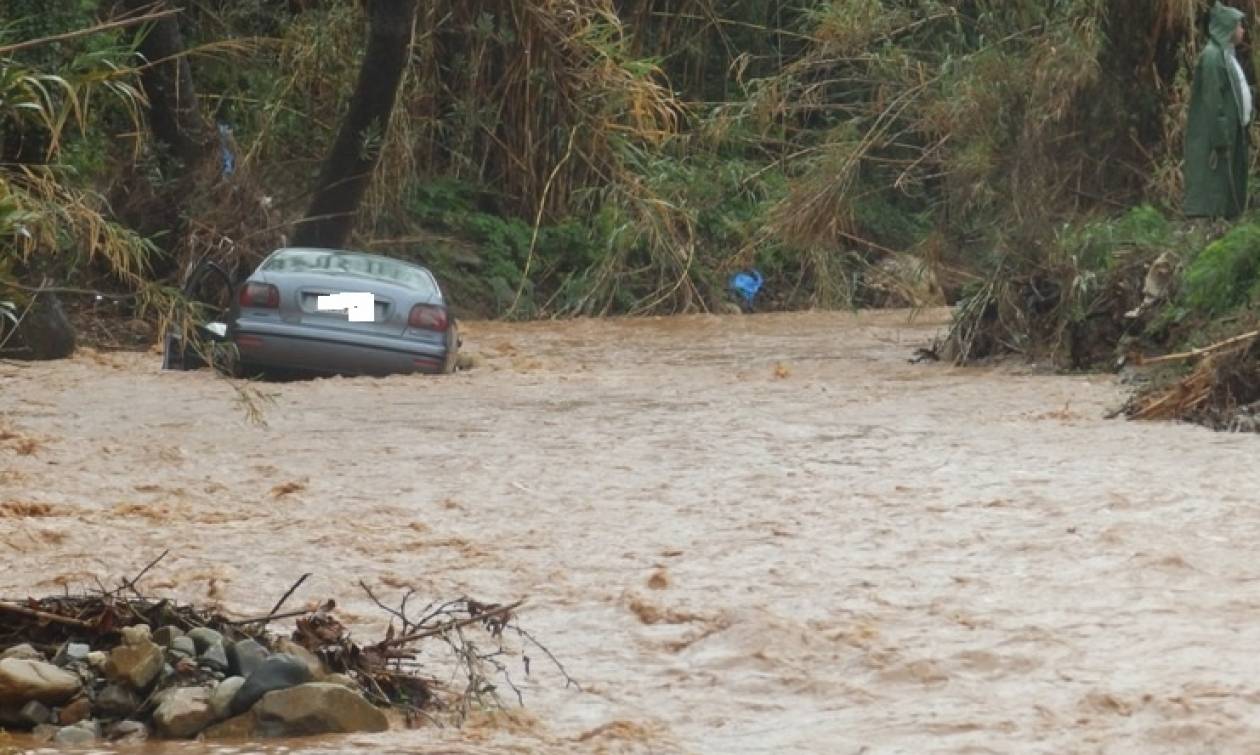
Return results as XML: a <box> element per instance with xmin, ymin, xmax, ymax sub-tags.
<box><xmin>224</xmin><ymin>247</ymin><xmax>459</xmax><ymax>377</ymax></box>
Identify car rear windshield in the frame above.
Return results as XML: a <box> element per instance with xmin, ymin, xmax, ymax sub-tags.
<box><xmin>262</xmin><ymin>249</ymin><xmax>436</xmax><ymax>293</ymax></box>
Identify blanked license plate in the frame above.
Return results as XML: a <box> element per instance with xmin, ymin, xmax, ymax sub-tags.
<box><xmin>301</xmin><ymin>292</ymin><xmax>388</xmax><ymax>321</ymax></box>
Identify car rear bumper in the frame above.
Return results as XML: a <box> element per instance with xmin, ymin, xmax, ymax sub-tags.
<box><xmin>231</xmin><ymin>321</ymin><xmax>450</xmax><ymax>376</ymax></box>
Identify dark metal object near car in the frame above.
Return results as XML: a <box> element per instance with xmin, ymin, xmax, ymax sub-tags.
<box><xmin>162</xmin><ymin>257</ymin><xmax>235</xmax><ymax>372</ymax></box>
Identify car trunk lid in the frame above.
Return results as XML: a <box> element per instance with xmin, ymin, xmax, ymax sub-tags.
<box><xmin>292</xmin><ymin>285</ymin><xmax>406</xmax><ymax>336</ymax></box>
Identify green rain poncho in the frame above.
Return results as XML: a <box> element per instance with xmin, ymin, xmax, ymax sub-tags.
<box><xmin>1185</xmin><ymin>3</ymin><xmax>1252</xmax><ymax>218</ymax></box>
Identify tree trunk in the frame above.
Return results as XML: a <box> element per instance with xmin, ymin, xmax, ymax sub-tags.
<box><xmin>292</xmin><ymin>0</ymin><xmax>417</xmax><ymax>249</ymax></box>
<box><xmin>120</xmin><ymin>0</ymin><xmax>213</xmax><ymax>170</ymax></box>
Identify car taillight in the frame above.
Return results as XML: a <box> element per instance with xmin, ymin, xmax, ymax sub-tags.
<box><xmin>239</xmin><ymin>282</ymin><xmax>279</xmax><ymax>308</ymax></box>
<box><xmin>408</xmin><ymin>304</ymin><xmax>448</xmax><ymax>331</ymax></box>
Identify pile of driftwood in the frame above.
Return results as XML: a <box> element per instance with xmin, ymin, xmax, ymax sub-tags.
<box><xmin>0</xmin><ymin>553</ymin><xmax>572</xmax><ymax>744</ymax></box>
<box><xmin>1119</xmin><ymin>330</ymin><xmax>1260</xmax><ymax>430</ymax></box>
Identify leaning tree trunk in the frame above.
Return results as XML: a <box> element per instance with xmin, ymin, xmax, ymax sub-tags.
<box><xmin>292</xmin><ymin>0</ymin><xmax>418</xmax><ymax>249</ymax></box>
<box><xmin>110</xmin><ymin>0</ymin><xmax>218</xmax><ymax>282</ymax></box>
<box><xmin>121</xmin><ymin>0</ymin><xmax>214</xmax><ymax>169</ymax></box>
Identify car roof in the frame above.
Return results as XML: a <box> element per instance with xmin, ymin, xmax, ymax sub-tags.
<box><xmin>262</xmin><ymin>246</ymin><xmax>432</xmax><ymax>273</ymax></box>
<box><xmin>257</xmin><ymin>247</ymin><xmax>441</xmax><ymax>296</ymax></box>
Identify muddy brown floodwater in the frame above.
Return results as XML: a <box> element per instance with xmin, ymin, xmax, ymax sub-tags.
<box><xmin>4</xmin><ymin>308</ymin><xmax>1260</xmax><ymax>754</ymax></box>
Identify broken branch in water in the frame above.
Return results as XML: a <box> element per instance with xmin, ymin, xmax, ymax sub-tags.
<box><xmin>117</xmin><ymin>548</ymin><xmax>170</xmax><ymax>598</ymax></box>
<box><xmin>225</xmin><ymin>602</ymin><xmax>335</xmax><ymax>625</ymax></box>
<box><xmin>377</xmin><ymin>600</ymin><xmax>525</xmax><ymax>648</ymax></box>
<box><xmin>265</xmin><ymin>572</ymin><xmax>312</xmax><ymax>618</ymax></box>
<box><xmin>510</xmin><ymin>623</ymin><xmax>582</xmax><ymax>691</ymax></box>
<box><xmin>0</xmin><ymin>600</ymin><xmax>94</xmax><ymax>629</ymax></box>
<box><xmin>358</xmin><ymin>579</ymin><xmax>416</xmax><ymax>636</ymax></box>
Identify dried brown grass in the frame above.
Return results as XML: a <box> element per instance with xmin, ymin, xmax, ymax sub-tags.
<box><xmin>1125</xmin><ymin>338</ymin><xmax>1260</xmax><ymax>424</ymax></box>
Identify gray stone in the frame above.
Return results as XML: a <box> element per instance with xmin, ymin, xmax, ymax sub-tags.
<box><xmin>227</xmin><ymin>639</ymin><xmax>269</xmax><ymax>678</ymax></box>
<box><xmin>152</xmin><ymin>626</ymin><xmax>184</xmax><ymax>648</ymax></box>
<box><xmin>200</xmin><ymin>642</ymin><xmax>229</xmax><ymax>672</ymax></box>
<box><xmin>187</xmin><ymin>627</ymin><xmax>224</xmax><ymax>654</ymax></box>
<box><xmin>324</xmin><ymin>673</ymin><xmax>358</xmax><ymax>690</ymax></box>
<box><xmin>120</xmin><ymin>624</ymin><xmax>152</xmax><ymax>646</ymax></box>
<box><xmin>210</xmin><ymin>676</ymin><xmax>245</xmax><ymax>720</ymax></box>
<box><xmin>107</xmin><ymin>719</ymin><xmax>148</xmax><ymax>743</ymax></box>
<box><xmin>169</xmin><ymin>636</ymin><xmax>196</xmax><ymax>660</ymax></box>
<box><xmin>52</xmin><ymin>642</ymin><xmax>90</xmax><ymax>667</ymax></box>
<box><xmin>150</xmin><ymin>686</ymin><xmax>177</xmax><ymax>707</ymax></box>
<box><xmin>153</xmin><ymin>686</ymin><xmax>215</xmax><ymax>739</ymax></box>
<box><xmin>0</xmin><ymin>658</ymin><xmax>82</xmax><ymax>706</ymax></box>
<box><xmin>54</xmin><ymin>724</ymin><xmax>96</xmax><ymax>746</ymax></box>
<box><xmin>31</xmin><ymin>723</ymin><xmax>58</xmax><ymax>741</ymax></box>
<box><xmin>95</xmin><ymin>683</ymin><xmax>140</xmax><ymax>717</ymax></box>
<box><xmin>202</xmin><ymin>710</ymin><xmax>256</xmax><ymax>740</ymax></box>
<box><xmin>0</xmin><ymin>643</ymin><xmax>44</xmax><ymax>662</ymax></box>
<box><xmin>19</xmin><ymin>699</ymin><xmax>51</xmax><ymax>725</ymax></box>
<box><xmin>106</xmin><ymin>640</ymin><xmax>164</xmax><ymax>690</ymax></box>
<box><xmin>275</xmin><ymin>638</ymin><xmax>326</xmax><ymax>679</ymax></box>
<box><xmin>253</xmin><ymin>683</ymin><xmax>388</xmax><ymax>737</ymax></box>
<box><xmin>229</xmin><ymin>653</ymin><xmax>312</xmax><ymax>716</ymax></box>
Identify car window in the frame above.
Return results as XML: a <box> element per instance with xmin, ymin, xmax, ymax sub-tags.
<box><xmin>262</xmin><ymin>249</ymin><xmax>437</xmax><ymax>293</ymax></box>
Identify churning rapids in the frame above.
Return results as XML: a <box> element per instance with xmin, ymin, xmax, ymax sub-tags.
<box><xmin>4</xmin><ymin>308</ymin><xmax>1260</xmax><ymax>754</ymax></box>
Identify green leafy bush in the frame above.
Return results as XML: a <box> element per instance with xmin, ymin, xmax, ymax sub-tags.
<box><xmin>1181</xmin><ymin>221</ymin><xmax>1260</xmax><ymax>317</ymax></box>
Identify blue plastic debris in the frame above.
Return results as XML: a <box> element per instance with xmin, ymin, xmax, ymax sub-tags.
<box><xmin>728</xmin><ymin>269</ymin><xmax>763</xmax><ymax>310</ymax></box>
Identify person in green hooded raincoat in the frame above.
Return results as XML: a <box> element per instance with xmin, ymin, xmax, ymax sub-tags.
<box><xmin>1185</xmin><ymin>2</ymin><xmax>1253</xmax><ymax>219</ymax></box>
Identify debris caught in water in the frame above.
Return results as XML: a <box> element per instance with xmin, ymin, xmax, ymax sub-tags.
<box><xmin>0</xmin><ymin>554</ymin><xmax>563</xmax><ymax>743</ymax></box>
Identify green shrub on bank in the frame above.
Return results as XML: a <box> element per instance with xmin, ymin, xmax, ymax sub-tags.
<box><xmin>1056</xmin><ymin>205</ymin><xmax>1173</xmax><ymax>272</ymax></box>
<box><xmin>1181</xmin><ymin>220</ymin><xmax>1260</xmax><ymax>317</ymax></box>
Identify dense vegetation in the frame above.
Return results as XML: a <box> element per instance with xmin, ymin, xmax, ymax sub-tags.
<box><xmin>4</xmin><ymin>0</ymin><xmax>1260</xmax><ymax>375</ymax></box>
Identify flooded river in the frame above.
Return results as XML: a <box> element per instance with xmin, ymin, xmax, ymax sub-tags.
<box><xmin>4</xmin><ymin>308</ymin><xmax>1260</xmax><ymax>754</ymax></box>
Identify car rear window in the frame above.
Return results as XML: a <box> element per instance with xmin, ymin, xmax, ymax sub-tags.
<box><xmin>262</xmin><ymin>249</ymin><xmax>437</xmax><ymax>293</ymax></box>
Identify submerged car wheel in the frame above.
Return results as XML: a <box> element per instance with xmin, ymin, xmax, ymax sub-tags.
<box><xmin>442</xmin><ymin>322</ymin><xmax>459</xmax><ymax>374</ymax></box>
